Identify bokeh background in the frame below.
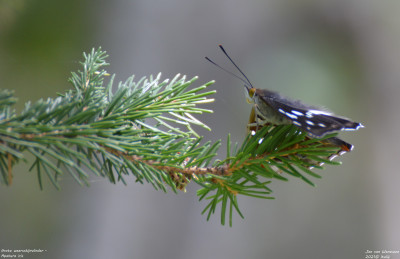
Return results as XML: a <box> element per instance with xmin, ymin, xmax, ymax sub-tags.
<box><xmin>1</xmin><ymin>1</ymin><xmax>399</xmax><ymax>258</ymax></box>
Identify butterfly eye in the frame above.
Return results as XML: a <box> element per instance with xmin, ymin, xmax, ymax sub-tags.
<box><xmin>248</xmin><ymin>88</ymin><xmax>256</xmax><ymax>98</ymax></box>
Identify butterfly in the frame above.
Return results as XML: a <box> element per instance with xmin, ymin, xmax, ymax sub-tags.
<box><xmin>206</xmin><ymin>45</ymin><xmax>363</xmax><ymax>161</ymax></box>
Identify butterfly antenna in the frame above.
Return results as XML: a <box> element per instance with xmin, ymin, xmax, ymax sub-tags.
<box><xmin>217</xmin><ymin>45</ymin><xmax>254</xmax><ymax>88</ymax></box>
<box><xmin>205</xmin><ymin>56</ymin><xmax>250</xmax><ymax>88</ymax></box>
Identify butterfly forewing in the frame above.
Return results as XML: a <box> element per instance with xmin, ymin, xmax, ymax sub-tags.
<box><xmin>259</xmin><ymin>93</ymin><xmax>363</xmax><ymax>138</ymax></box>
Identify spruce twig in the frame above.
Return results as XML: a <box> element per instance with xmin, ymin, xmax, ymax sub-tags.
<box><xmin>0</xmin><ymin>47</ymin><xmax>346</xmax><ymax>226</ymax></box>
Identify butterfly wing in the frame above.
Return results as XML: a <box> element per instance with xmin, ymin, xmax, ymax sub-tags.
<box><xmin>259</xmin><ymin>94</ymin><xmax>363</xmax><ymax>138</ymax></box>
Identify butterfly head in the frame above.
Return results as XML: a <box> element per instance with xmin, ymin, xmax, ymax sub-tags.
<box><xmin>245</xmin><ymin>85</ymin><xmax>257</xmax><ymax>104</ymax></box>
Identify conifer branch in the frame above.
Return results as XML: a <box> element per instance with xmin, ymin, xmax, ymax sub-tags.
<box><xmin>0</xmin><ymin>47</ymin><xmax>347</xmax><ymax>226</ymax></box>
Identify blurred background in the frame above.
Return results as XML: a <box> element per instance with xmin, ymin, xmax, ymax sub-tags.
<box><xmin>0</xmin><ymin>0</ymin><xmax>399</xmax><ymax>258</ymax></box>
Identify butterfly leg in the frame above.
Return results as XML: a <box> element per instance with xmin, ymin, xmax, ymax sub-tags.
<box><xmin>247</xmin><ymin>106</ymin><xmax>257</xmax><ymax>133</ymax></box>
<box><xmin>247</xmin><ymin>104</ymin><xmax>270</xmax><ymax>133</ymax></box>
